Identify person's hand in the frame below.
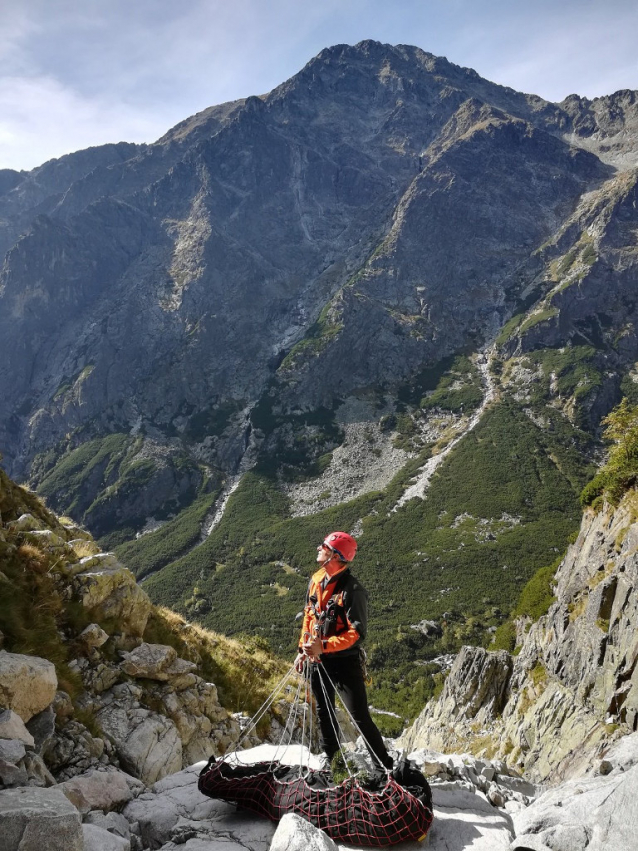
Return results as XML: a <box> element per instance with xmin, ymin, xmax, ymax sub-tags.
<box><xmin>294</xmin><ymin>652</ymin><xmax>306</xmax><ymax>673</ymax></box>
<box><xmin>303</xmin><ymin>633</ymin><xmax>322</xmax><ymax>661</ymax></box>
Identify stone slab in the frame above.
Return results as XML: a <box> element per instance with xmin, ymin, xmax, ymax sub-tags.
<box><xmin>0</xmin><ymin>786</ymin><xmax>83</xmax><ymax>851</ymax></box>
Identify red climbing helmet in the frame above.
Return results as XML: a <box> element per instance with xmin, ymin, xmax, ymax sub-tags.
<box><xmin>323</xmin><ymin>531</ymin><xmax>357</xmax><ymax>562</ymax></box>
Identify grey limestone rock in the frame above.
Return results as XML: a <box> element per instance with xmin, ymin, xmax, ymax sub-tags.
<box><xmin>43</xmin><ymin>719</ymin><xmax>106</xmax><ymax>779</ymax></box>
<box><xmin>51</xmin><ymin>690</ymin><xmax>74</xmax><ymax>722</ymax></box>
<box><xmin>512</xmin><ymin>762</ymin><xmax>638</xmax><ymax>851</ymax></box>
<box><xmin>79</xmin><ymin>623</ymin><xmax>110</xmax><ymax>649</ymax></box>
<box><xmin>0</xmin><ymin>753</ymin><xmax>28</xmax><ymax>787</ymax></box>
<box><xmin>71</xmin><ymin>561</ymin><xmax>152</xmax><ymax>638</ymax></box>
<box><xmin>5</xmin><ymin>514</ymin><xmax>44</xmax><ymax>532</ymax></box>
<box><xmin>119</xmin><ymin>643</ymin><xmax>196</xmax><ymax>681</ymax></box>
<box><xmin>59</xmin><ymin>768</ymin><xmax>133</xmax><ymax>814</ymax></box>
<box><xmin>25</xmin><ymin>706</ymin><xmax>55</xmax><ymax>754</ymax></box>
<box><xmin>270</xmin><ymin>812</ymin><xmax>338</xmax><ymax>851</ymax></box>
<box><xmin>399</xmin><ymin>646</ymin><xmax>513</xmax><ymax>755</ymax></box>
<box><xmin>0</xmin><ymin>710</ymin><xmax>35</xmax><ymax>748</ymax></box>
<box><xmin>96</xmin><ymin>686</ymin><xmax>182</xmax><ymax>785</ymax></box>
<box><xmin>0</xmin><ymin>739</ymin><xmax>26</xmax><ymax>764</ymax></box>
<box><xmin>21</xmin><ymin>752</ymin><xmax>56</xmax><ymax>787</ymax></box>
<box><xmin>0</xmin><ymin>786</ymin><xmax>83</xmax><ymax>851</ymax></box>
<box><xmin>84</xmin><ymin>810</ymin><xmax>132</xmax><ymax>840</ymax></box>
<box><xmin>82</xmin><ymin>823</ymin><xmax>131</xmax><ymax>851</ymax></box>
<box><xmin>0</xmin><ymin>651</ymin><xmax>57</xmax><ymax>723</ymax></box>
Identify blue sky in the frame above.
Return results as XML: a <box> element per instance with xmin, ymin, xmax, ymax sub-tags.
<box><xmin>1</xmin><ymin>0</ymin><xmax>637</xmax><ymax>171</ymax></box>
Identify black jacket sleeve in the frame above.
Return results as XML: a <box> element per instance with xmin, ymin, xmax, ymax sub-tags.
<box><xmin>344</xmin><ymin>576</ymin><xmax>369</xmax><ymax>641</ymax></box>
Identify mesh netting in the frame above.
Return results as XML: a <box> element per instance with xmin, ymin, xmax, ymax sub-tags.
<box><xmin>198</xmin><ymin>758</ymin><xmax>433</xmax><ymax>846</ymax></box>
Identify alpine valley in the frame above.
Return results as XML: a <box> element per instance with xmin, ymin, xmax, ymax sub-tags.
<box><xmin>2</xmin><ymin>40</ymin><xmax>638</xmax><ymax>727</ymax></box>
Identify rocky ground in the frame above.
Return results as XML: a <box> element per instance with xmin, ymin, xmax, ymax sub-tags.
<box><xmin>5</xmin><ymin>728</ymin><xmax>637</xmax><ymax>850</ymax></box>
<box><xmin>2</xmin><ymin>471</ymin><xmax>638</xmax><ymax>849</ymax></box>
<box><xmin>282</xmin><ymin>395</ymin><xmax>461</xmax><ymax>517</ymax></box>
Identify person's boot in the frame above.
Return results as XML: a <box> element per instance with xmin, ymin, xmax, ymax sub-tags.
<box><xmin>317</xmin><ymin>752</ymin><xmax>333</xmax><ymax>776</ymax></box>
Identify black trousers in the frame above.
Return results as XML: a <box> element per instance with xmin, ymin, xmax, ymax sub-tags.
<box><xmin>311</xmin><ymin>653</ymin><xmax>393</xmax><ymax>770</ymax></box>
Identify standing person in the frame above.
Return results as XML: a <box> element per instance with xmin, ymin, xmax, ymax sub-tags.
<box><xmin>295</xmin><ymin>531</ymin><xmax>393</xmax><ymax>773</ymax></box>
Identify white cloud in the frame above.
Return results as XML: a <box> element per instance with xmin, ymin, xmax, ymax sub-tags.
<box><xmin>0</xmin><ymin>75</ymin><xmax>163</xmax><ymax>170</ymax></box>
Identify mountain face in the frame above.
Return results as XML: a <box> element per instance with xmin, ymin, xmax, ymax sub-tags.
<box><xmin>400</xmin><ymin>490</ymin><xmax>638</xmax><ymax>787</ymax></box>
<box><xmin>1</xmin><ymin>43</ymin><xmax>636</xmax><ymax>480</ymax></box>
<box><xmin>2</xmin><ymin>42</ymin><xmax>638</xmax><ymax>699</ymax></box>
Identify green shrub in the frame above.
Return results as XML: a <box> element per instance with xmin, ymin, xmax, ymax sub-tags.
<box><xmin>513</xmin><ymin>558</ymin><xmax>559</xmax><ymax>621</ymax></box>
<box><xmin>490</xmin><ymin>621</ymin><xmax>517</xmax><ymax>653</ymax></box>
<box><xmin>420</xmin><ymin>356</ymin><xmax>483</xmax><ymax>413</ymax></box>
<box><xmin>581</xmin><ymin>398</ymin><xmax>638</xmax><ymax>507</ymax></box>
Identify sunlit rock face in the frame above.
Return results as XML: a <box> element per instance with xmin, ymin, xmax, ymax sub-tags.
<box><xmin>401</xmin><ymin>493</ymin><xmax>638</xmax><ymax>785</ymax></box>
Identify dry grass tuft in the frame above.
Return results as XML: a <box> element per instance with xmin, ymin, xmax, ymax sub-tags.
<box><xmin>145</xmin><ymin>607</ymin><xmax>291</xmax><ymax>723</ymax></box>
<box><xmin>17</xmin><ymin>543</ymin><xmax>51</xmax><ymax>574</ymax></box>
<box><xmin>70</xmin><ymin>539</ymin><xmax>102</xmax><ymax>558</ymax></box>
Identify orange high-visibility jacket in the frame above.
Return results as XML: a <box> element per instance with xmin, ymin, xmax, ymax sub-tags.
<box><xmin>299</xmin><ymin>566</ymin><xmax>368</xmax><ymax>657</ymax></box>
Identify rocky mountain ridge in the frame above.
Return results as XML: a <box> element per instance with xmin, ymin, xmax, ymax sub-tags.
<box><xmin>0</xmin><ymin>41</ymin><xmax>637</xmax><ymax>527</ymax></box>
<box><xmin>400</xmin><ymin>487</ymin><xmax>638</xmax><ymax>787</ymax></box>
<box><xmin>0</xmin><ymin>464</ymin><xmax>292</xmax><ymax>793</ymax></box>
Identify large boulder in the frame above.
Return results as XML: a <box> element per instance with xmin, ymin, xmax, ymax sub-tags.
<box><xmin>0</xmin><ymin>786</ymin><xmax>83</xmax><ymax>851</ymax></box>
<box><xmin>96</xmin><ymin>684</ymin><xmax>182</xmax><ymax>785</ymax></box>
<box><xmin>59</xmin><ymin>768</ymin><xmax>133</xmax><ymax>814</ymax></box>
<box><xmin>26</xmin><ymin>706</ymin><xmax>56</xmax><ymax>754</ymax></box>
<box><xmin>119</xmin><ymin>643</ymin><xmax>196</xmax><ymax>681</ymax></box>
<box><xmin>71</xmin><ymin>557</ymin><xmax>152</xmax><ymax>638</ymax></box>
<box><xmin>82</xmin><ymin>824</ymin><xmax>130</xmax><ymax>851</ymax></box>
<box><xmin>399</xmin><ymin>646</ymin><xmax>513</xmax><ymax>754</ymax></box>
<box><xmin>512</xmin><ymin>762</ymin><xmax>638</xmax><ymax>850</ymax></box>
<box><xmin>6</xmin><ymin>514</ymin><xmax>45</xmax><ymax>532</ymax></box>
<box><xmin>0</xmin><ymin>739</ymin><xmax>28</xmax><ymax>787</ymax></box>
<box><xmin>84</xmin><ymin>810</ymin><xmax>131</xmax><ymax>841</ymax></box>
<box><xmin>270</xmin><ymin>813</ymin><xmax>338</xmax><ymax>851</ymax></box>
<box><xmin>0</xmin><ymin>710</ymin><xmax>35</xmax><ymax>747</ymax></box>
<box><xmin>0</xmin><ymin>651</ymin><xmax>57</xmax><ymax>722</ymax></box>
<box><xmin>429</xmin><ymin>787</ymin><xmax>514</xmax><ymax>849</ymax></box>
<box><xmin>78</xmin><ymin>623</ymin><xmax>110</xmax><ymax>649</ymax></box>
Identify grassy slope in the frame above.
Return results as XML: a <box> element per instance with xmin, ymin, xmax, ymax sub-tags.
<box><xmin>115</xmin><ymin>485</ymin><xmax>221</xmax><ymax>580</ymax></box>
<box><xmin>139</xmin><ymin>394</ymin><xmax>592</xmax><ymax>726</ymax></box>
<box><xmin>32</xmin><ymin>433</ymin><xmax>207</xmax><ymax>546</ymax></box>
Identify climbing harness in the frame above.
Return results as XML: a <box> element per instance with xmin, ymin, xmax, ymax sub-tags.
<box><xmin>198</xmin><ymin>659</ymin><xmax>433</xmax><ymax>846</ymax></box>
<box><xmin>307</xmin><ymin>568</ymin><xmax>352</xmax><ymax>641</ymax></box>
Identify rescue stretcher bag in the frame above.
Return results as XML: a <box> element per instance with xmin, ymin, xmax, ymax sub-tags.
<box><xmin>197</xmin><ymin>756</ymin><xmax>433</xmax><ymax>846</ymax></box>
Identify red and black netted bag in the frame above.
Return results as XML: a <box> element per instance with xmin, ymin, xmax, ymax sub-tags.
<box><xmin>198</xmin><ymin>757</ymin><xmax>433</xmax><ymax>846</ymax></box>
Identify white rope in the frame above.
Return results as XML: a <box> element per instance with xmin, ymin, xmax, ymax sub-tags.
<box><xmin>319</xmin><ymin>662</ymin><xmax>390</xmax><ymax>774</ymax></box>
<box><xmin>315</xmin><ymin>663</ymin><xmax>354</xmax><ymax>779</ymax></box>
<box><xmin>299</xmin><ymin>661</ymin><xmax>311</xmax><ymax>772</ymax></box>
<box><xmin>219</xmin><ymin>654</ymin><xmax>388</xmax><ymax>780</ymax></box>
<box><xmin>223</xmin><ymin>662</ymin><xmax>298</xmax><ymax>763</ymax></box>
<box><xmin>307</xmin><ymin>661</ymin><xmax>314</xmax><ymax>769</ymax></box>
